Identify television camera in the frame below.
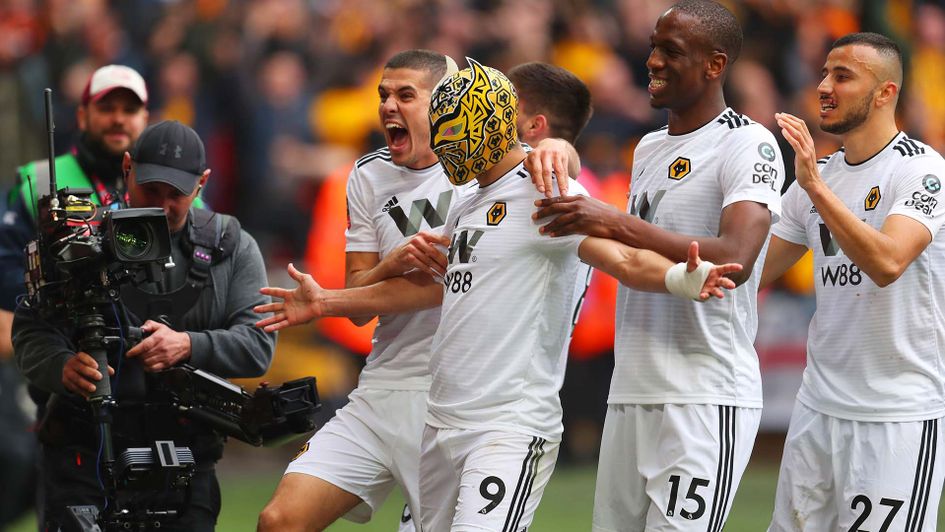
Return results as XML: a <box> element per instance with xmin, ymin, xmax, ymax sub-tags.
<box><xmin>22</xmin><ymin>89</ymin><xmax>320</xmax><ymax>531</ymax></box>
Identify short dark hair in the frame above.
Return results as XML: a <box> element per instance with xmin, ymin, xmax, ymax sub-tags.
<box><xmin>507</xmin><ymin>62</ymin><xmax>593</xmax><ymax>143</ymax></box>
<box><xmin>384</xmin><ymin>49</ymin><xmax>450</xmax><ymax>85</ymax></box>
<box><xmin>832</xmin><ymin>32</ymin><xmax>901</xmax><ymax>57</ymax></box>
<box><xmin>831</xmin><ymin>32</ymin><xmax>903</xmax><ymax>83</ymax></box>
<box><xmin>671</xmin><ymin>0</ymin><xmax>743</xmax><ymax>64</ymax></box>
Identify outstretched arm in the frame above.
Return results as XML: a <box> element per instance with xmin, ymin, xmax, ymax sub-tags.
<box><xmin>345</xmin><ymin>232</ymin><xmax>450</xmax><ymax>326</ymax></box>
<box><xmin>255</xmin><ymin>263</ymin><xmax>442</xmax><ymax>332</ymax></box>
<box><xmin>759</xmin><ymin>235</ymin><xmax>808</xmax><ymax>290</ymax></box>
<box><xmin>777</xmin><ymin>112</ymin><xmax>932</xmax><ymax>287</ymax></box>
<box><xmin>578</xmin><ymin>238</ymin><xmax>741</xmax><ymax>300</ymax></box>
<box><xmin>535</xmin><ymin>197</ymin><xmax>771</xmax><ymax>286</ymax></box>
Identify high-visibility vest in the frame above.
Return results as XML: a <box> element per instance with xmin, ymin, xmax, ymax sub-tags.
<box><xmin>15</xmin><ymin>153</ymin><xmax>204</xmax><ymax>221</ymax></box>
<box><xmin>16</xmin><ymin>154</ymin><xmax>89</xmax><ymax>220</ymax></box>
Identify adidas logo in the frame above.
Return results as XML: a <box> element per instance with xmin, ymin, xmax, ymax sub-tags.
<box><xmin>810</xmin><ymin>206</ymin><xmax>818</xmax><ymax>214</ymax></box>
<box><xmin>382</xmin><ymin>196</ymin><xmax>399</xmax><ymax>213</ymax></box>
<box><xmin>717</xmin><ymin>109</ymin><xmax>751</xmax><ymax>129</ymax></box>
<box><xmin>893</xmin><ymin>137</ymin><xmax>925</xmax><ymax>158</ymax></box>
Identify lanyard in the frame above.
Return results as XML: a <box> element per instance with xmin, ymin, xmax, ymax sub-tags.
<box><xmin>88</xmin><ymin>172</ymin><xmax>129</xmax><ymax>210</ymax></box>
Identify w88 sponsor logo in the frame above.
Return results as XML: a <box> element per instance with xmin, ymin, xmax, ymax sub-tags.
<box><xmin>821</xmin><ymin>262</ymin><xmax>863</xmax><ymax>287</ymax></box>
<box><xmin>444</xmin><ymin>271</ymin><xmax>473</xmax><ymax>294</ymax></box>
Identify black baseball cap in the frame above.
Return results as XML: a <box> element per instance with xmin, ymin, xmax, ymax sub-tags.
<box><xmin>130</xmin><ymin>120</ymin><xmax>206</xmax><ymax>194</ymax></box>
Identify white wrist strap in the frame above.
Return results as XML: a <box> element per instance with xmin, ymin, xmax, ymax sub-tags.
<box><xmin>664</xmin><ymin>261</ymin><xmax>714</xmax><ymax>301</ymax></box>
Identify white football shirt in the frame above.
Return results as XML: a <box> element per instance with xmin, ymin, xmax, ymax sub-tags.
<box><xmin>773</xmin><ymin>132</ymin><xmax>945</xmax><ymax>421</ymax></box>
<box><xmin>425</xmin><ymin>161</ymin><xmax>588</xmax><ymax>441</ymax></box>
<box><xmin>611</xmin><ymin>109</ymin><xmax>784</xmax><ymax>408</ymax></box>
<box><xmin>345</xmin><ymin>148</ymin><xmax>465</xmax><ymax>390</ymax></box>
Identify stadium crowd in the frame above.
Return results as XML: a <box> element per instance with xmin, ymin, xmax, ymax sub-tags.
<box><xmin>2</xmin><ymin>0</ymin><xmax>944</xmax><ymax>260</ymax></box>
<box><xmin>2</xmin><ymin>1</ymin><xmax>945</xmax><ymax>529</ymax></box>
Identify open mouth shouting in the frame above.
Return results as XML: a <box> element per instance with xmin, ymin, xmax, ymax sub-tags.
<box><xmin>385</xmin><ymin>121</ymin><xmax>410</xmax><ymax>153</ymax></box>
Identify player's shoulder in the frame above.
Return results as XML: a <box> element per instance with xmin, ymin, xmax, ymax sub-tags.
<box><xmin>780</xmin><ymin>178</ymin><xmax>806</xmax><ymax>203</ymax></box>
<box><xmin>890</xmin><ymin>134</ymin><xmax>933</xmax><ymax>159</ymax></box>
<box><xmin>506</xmin><ymin>165</ymin><xmax>541</xmax><ymax>199</ymax></box>
<box><xmin>349</xmin><ymin>148</ymin><xmax>399</xmax><ymax>189</ymax></box>
<box><xmin>639</xmin><ymin>125</ymin><xmax>669</xmax><ymax>145</ymax></box>
<box><xmin>567</xmin><ymin>177</ymin><xmax>590</xmax><ymax>197</ymax></box>
<box><xmin>713</xmin><ymin>109</ymin><xmax>778</xmax><ymax>144</ymax></box>
<box><xmin>816</xmin><ymin>147</ymin><xmax>845</xmax><ymax>169</ymax></box>
<box><xmin>507</xmin><ymin>163</ymin><xmax>587</xmax><ymax>199</ymax></box>
<box><xmin>714</xmin><ymin>108</ymin><xmax>756</xmax><ymax>131</ymax></box>
<box><xmin>888</xmin><ymin>134</ymin><xmax>945</xmax><ymax>171</ymax></box>
<box><xmin>354</xmin><ymin>147</ymin><xmax>394</xmax><ymax>171</ymax></box>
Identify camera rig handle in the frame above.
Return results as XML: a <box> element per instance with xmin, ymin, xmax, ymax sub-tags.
<box><xmin>151</xmin><ymin>366</ymin><xmax>321</xmax><ymax>447</ymax></box>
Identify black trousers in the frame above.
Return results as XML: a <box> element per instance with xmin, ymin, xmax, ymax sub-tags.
<box><xmin>0</xmin><ymin>363</ymin><xmax>36</xmax><ymax>527</ymax></box>
<box><xmin>39</xmin><ymin>442</ymin><xmax>221</xmax><ymax>532</ymax></box>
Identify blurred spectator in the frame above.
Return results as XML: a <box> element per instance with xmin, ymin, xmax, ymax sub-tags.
<box><xmin>240</xmin><ymin>50</ymin><xmax>315</xmax><ymax>258</ymax></box>
<box><xmin>908</xmin><ymin>3</ymin><xmax>945</xmax><ymax>152</ymax></box>
<box><xmin>0</xmin><ymin>0</ymin><xmax>45</xmax><ymax>179</ymax></box>
<box><xmin>727</xmin><ymin>59</ymin><xmax>797</xmax><ymax>191</ymax></box>
<box><xmin>4</xmin><ymin>0</ymin><xmax>945</xmax><ymax>438</ymax></box>
<box><xmin>154</xmin><ymin>51</ymin><xmax>201</xmax><ymax>126</ymax></box>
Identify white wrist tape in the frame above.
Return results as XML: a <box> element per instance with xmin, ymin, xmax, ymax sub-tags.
<box><xmin>664</xmin><ymin>261</ymin><xmax>715</xmax><ymax>301</ymax></box>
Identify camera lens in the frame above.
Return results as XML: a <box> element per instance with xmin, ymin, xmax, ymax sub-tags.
<box><xmin>113</xmin><ymin>221</ymin><xmax>153</xmax><ymax>259</ymax></box>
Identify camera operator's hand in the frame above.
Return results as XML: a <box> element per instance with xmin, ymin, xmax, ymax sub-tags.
<box><xmin>125</xmin><ymin>320</ymin><xmax>192</xmax><ymax>372</ymax></box>
<box><xmin>255</xmin><ymin>263</ymin><xmax>325</xmax><ymax>332</ymax></box>
<box><xmin>63</xmin><ymin>352</ymin><xmax>114</xmax><ymax>398</ymax></box>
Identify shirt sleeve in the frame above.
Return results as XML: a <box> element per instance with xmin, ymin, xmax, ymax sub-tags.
<box><xmin>887</xmin><ymin>157</ymin><xmax>945</xmax><ymax>240</ymax></box>
<box><xmin>771</xmin><ymin>181</ymin><xmax>809</xmax><ymax>247</ymax></box>
<box><xmin>344</xmin><ymin>164</ymin><xmax>379</xmax><ymax>253</ymax></box>
<box><xmin>12</xmin><ymin>306</ymin><xmax>74</xmax><ymax>396</ymax></box>
<box><xmin>187</xmin><ymin>230</ymin><xmax>276</xmax><ymax>378</ymax></box>
<box><xmin>719</xmin><ymin>127</ymin><xmax>785</xmax><ymax>221</ymax></box>
<box><xmin>0</xmin><ymin>179</ymin><xmax>37</xmax><ymax>311</ymax></box>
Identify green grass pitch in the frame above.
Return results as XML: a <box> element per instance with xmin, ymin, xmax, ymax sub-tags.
<box><xmin>10</xmin><ymin>462</ymin><xmax>943</xmax><ymax>530</ymax></box>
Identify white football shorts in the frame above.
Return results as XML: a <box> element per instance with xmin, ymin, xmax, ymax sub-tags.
<box><xmin>593</xmin><ymin>403</ymin><xmax>761</xmax><ymax>532</ymax></box>
<box><xmin>768</xmin><ymin>401</ymin><xmax>945</xmax><ymax>532</ymax></box>
<box><xmin>419</xmin><ymin>425</ymin><xmax>560</xmax><ymax>532</ymax></box>
<box><xmin>285</xmin><ymin>387</ymin><xmax>426</xmax><ymax>529</ymax></box>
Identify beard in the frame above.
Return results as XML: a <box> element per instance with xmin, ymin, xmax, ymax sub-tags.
<box><xmin>820</xmin><ymin>92</ymin><xmax>873</xmax><ymax>135</ymax></box>
<box><xmin>84</xmin><ymin>126</ymin><xmax>133</xmax><ymax>158</ymax></box>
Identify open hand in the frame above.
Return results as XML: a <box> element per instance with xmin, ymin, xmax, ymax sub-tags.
<box><xmin>255</xmin><ymin>263</ymin><xmax>325</xmax><ymax>332</ymax></box>
<box><xmin>776</xmin><ymin>112</ymin><xmax>822</xmax><ymax>192</ymax></box>
<box><xmin>686</xmin><ymin>241</ymin><xmax>742</xmax><ymax>300</ymax></box>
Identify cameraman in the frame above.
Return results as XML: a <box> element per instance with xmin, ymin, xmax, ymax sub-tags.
<box><xmin>1</xmin><ymin>65</ymin><xmax>152</xmax><ymax>345</ymax></box>
<box><xmin>0</xmin><ymin>64</ymin><xmax>150</xmax><ymax>528</ymax></box>
<box><xmin>13</xmin><ymin>120</ymin><xmax>275</xmax><ymax>531</ymax></box>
